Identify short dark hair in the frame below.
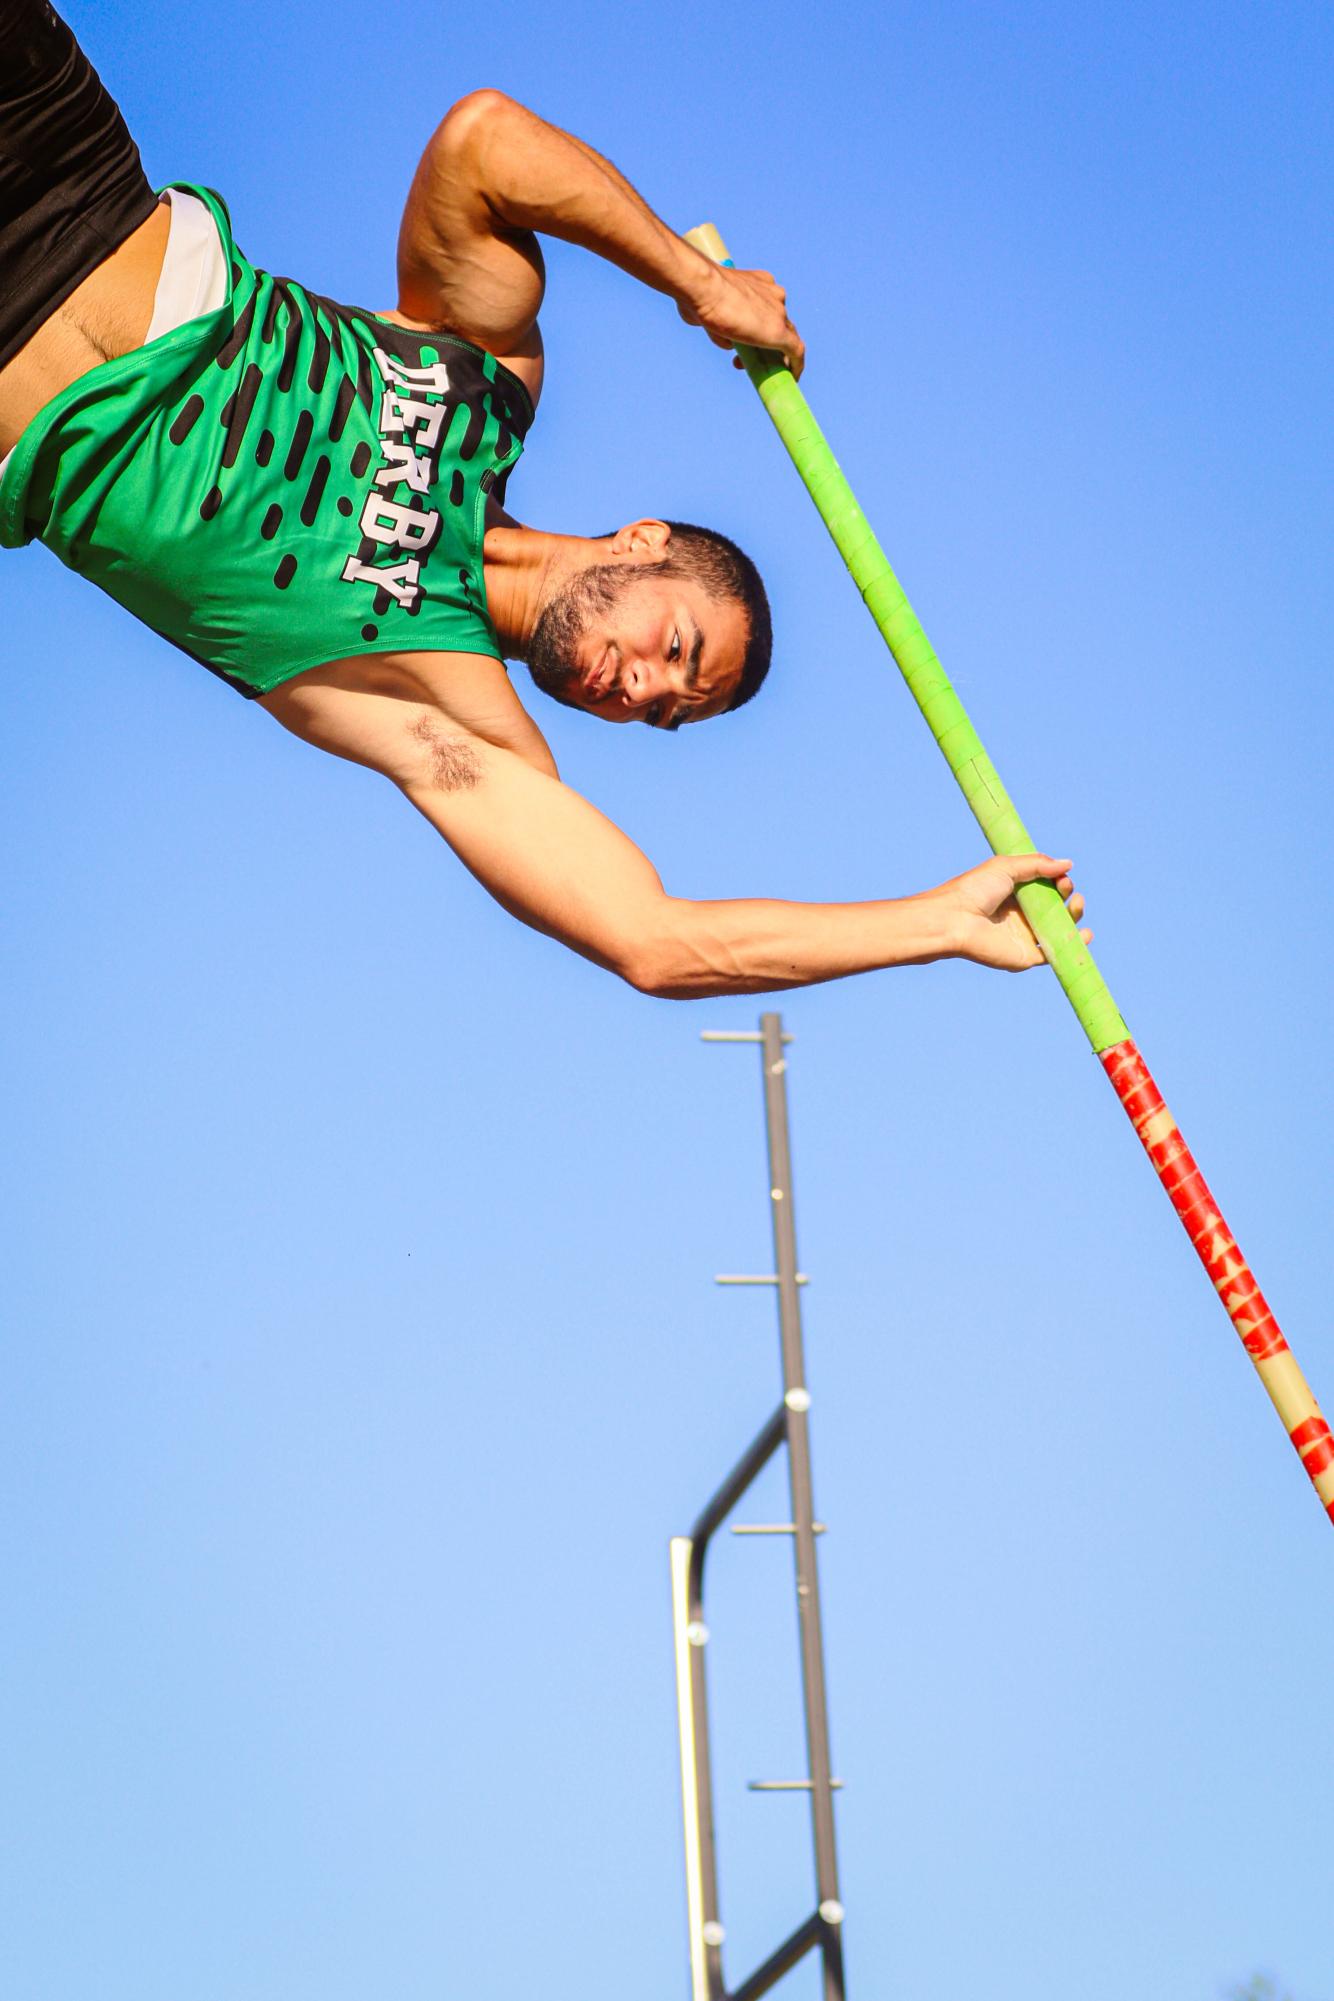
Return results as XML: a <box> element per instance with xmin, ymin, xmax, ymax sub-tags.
<box><xmin>657</xmin><ymin>521</ymin><xmax>772</xmax><ymax>711</ymax></box>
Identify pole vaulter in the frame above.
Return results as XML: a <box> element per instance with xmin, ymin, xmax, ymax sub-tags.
<box><xmin>4</xmin><ymin>4</ymin><xmax>1323</xmax><ymax>1518</ymax></box>
<box><xmin>686</xmin><ymin>222</ymin><xmax>1333</xmax><ymax>1531</ymax></box>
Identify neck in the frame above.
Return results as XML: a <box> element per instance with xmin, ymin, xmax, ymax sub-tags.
<box><xmin>481</xmin><ymin>518</ymin><xmax>610</xmax><ymax>660</ymax></box>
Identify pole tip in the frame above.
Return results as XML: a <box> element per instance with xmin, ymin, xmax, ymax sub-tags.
<box><xmin>684</xmin><ymin>222</ymin><xmax>731</xmax><ymax>264</ymax></box>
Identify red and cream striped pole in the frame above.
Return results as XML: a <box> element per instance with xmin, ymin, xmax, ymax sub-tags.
<box><xmin>687</xmin><ymin>223</ymin><xmax>1333</xmax><ymax>1526</ymax></box>
<box><xmin>1100</xmin><ymin>1042</ymin><xmax>1333</xmax><ymax>1508</ymax></box>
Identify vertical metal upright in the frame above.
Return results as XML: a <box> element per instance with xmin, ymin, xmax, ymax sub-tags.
<box><xmin>669</xmin><ymin>1011</ymin><xmax>845</xmax><ymax>2001</ymax></box>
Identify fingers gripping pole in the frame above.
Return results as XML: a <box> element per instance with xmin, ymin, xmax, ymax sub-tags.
<box><xmin>685</xmin><ymin>224</ymin><xmax>1334</xmax><ymax>1527</ymax></box>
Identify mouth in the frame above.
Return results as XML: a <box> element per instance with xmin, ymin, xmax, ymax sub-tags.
<box><xmin>582</xmin><ymin>645</ymin><xmax>615</xmax><ymax>701</ymax></box>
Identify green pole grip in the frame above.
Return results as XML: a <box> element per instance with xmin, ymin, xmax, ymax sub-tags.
<box><xmin>686</xmin><ymin>227</ymin><xmax>1128</xmax><ymax>1053</ymax></box>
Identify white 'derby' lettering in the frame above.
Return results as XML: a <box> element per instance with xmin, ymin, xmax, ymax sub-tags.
<box><xmin>340</xmin><ymin>347</ymin><xmax>452</xmax><ymax>614</ymax></box>
<box><xmin>360</xmin><ymin>494</ymin><xmax>440</xmax><ymax>552</ymax></box>
<box><xmin>380</xmin><ymin>392</ymin><xmax>446</xmax><ymax>449</ymax></box>
<box><xmin>339</xmin><ymin>555</ymin><xmax>422</xmax><ymax>606</ymax></box>
<box><xmin>373</xmin><ymin>440</ymin><xmax>431</xmax><ymax>494</ymax></box>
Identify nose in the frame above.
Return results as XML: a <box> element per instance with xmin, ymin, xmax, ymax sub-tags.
<box><xmin>617</xmin><ymin>654</ymin><xmax>667</xmax><ymax>711</ymax></box>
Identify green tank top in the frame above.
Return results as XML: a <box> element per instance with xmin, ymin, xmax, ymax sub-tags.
<box><xmin>0</xmin><ymin>185</ymin><xmax>533</xmax><ymax>696</ymax></box>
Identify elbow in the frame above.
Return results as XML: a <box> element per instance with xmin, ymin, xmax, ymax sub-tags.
<box><xmin>435</xmin><ymin>87</ymin><xmax>519</xmax><ymax>156</ymax></box>
<box><xmin>617</xmin><ymin>943</ymin><xmax>686</xmax><ymax>1001</ymax></box>
<box><xmin>610</xmin><ymin>922</ymin><xmax>698</xmax><ymax>1000</ymax></box>
<box><xmin>614</xmin><ymin>919</ymin><xmax>731</xmax><ymax>1001</ymax></box>
<box><xmin>603</xmin><ymin>901</ymin><xmax>751</xmax><ymax>1001</ymax></box>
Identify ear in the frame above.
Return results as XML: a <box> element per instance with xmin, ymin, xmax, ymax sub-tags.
<box><xmin>607</xmin><ymin>518</ymin><xmax>672</xmax><ymax>558</ymax></box>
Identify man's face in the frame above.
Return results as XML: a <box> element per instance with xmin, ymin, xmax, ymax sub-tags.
<box><xmin>527</xmin><ymin>561</ymin><xmax>748</xmax><ymax>729</ymax></box>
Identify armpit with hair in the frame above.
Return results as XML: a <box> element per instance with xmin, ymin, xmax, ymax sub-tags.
<box><xmin>407</xmin><ymin>713</ymin><xmax>483</xmax><ymax>793</ymax></box>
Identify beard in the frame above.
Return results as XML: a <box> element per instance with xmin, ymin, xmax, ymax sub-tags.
<box><xmin>525</xmin><ymin>561</ymin><xmax>648</xmax><ymax>703</ymax></box>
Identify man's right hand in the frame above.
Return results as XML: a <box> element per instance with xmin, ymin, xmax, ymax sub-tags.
<box><xmin>677</xmin><ymin>258</ymin><xmax>805</xmax><ymax>377</ymax></box>
<box><xmin>928</xmin><ymin>854</ymin><xmax>1091</xmax><ymax>972</ymax></box>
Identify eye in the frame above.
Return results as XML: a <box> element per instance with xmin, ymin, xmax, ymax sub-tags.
<box><xmin>668</xmin><ymin>628</ymin><xmax>681</xmax><ymax>662</ymax></box>
<box><xmin>645</xmin><ymin>701</ymin><xmax>663</xmax><ymax>727</ymax></box>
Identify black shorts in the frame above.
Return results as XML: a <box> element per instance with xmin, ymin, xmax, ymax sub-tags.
<box><xmin>0</xmin><ymin>2</ymin><xmax>158</xmax><ymax>371</ymax></box>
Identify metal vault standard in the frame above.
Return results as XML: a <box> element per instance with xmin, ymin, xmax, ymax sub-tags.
<box><xmin>669</xmin><ymin>1013</ymin><xmax>845</xmax><ymax>2001</ymax></box>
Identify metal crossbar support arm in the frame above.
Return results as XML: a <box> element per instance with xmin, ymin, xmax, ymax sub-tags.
<box><xmin>715</xmin><ymin>1275</ymin><xmax>811</xmax><ymax>1287</ymax></box>
<box><xmin>749</xmin><ymin>1780</ymin><xmax>844</xmax><ymax>1792</ymax></box>
<box><xmin>731</xmin><ymin>1524</ymin><xmax>827</xmax><ymax>1536</ymax></box>
<box><xmin>670</xmin><ymin>1014</ymin><xmax>845</xmax><ymax>2001</ymax></box>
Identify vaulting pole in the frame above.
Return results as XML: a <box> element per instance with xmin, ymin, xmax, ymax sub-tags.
<box><xmin>685</xmin><ymin>223</ymin><xmax>1333</xmax><ymax>1527</ymax></box>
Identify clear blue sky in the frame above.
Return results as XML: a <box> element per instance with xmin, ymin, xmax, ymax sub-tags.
<box><xmin>2</xmin><ymin>3</ymin><xmax>1331</xmax><ymax>1998</ymax></box>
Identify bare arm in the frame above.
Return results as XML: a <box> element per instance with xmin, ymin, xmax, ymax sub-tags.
<box><xmin>414</xmin><ymin>747</ymin><xmax>1085</xmax><ymax>996</ymax></box>
<box><xmin>263</xmin><ymin>679</ymin><xmax>1085</xmax><ymax>998</ymax></box>
<box><xmin>396</xmin><ymin>89</ymin><xmax>803</xmax><ymax>378</ymax></box>
<box><xmin>411</xmin><ymin>740</ymin><xmax>958</xmax><ymax>995</ymax></box>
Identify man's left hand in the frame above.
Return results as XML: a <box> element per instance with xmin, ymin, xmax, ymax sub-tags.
<box><xmin>677</xmin><ymin>259</ymin><xmax>805</xmax><ymax>377</ymax></box>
